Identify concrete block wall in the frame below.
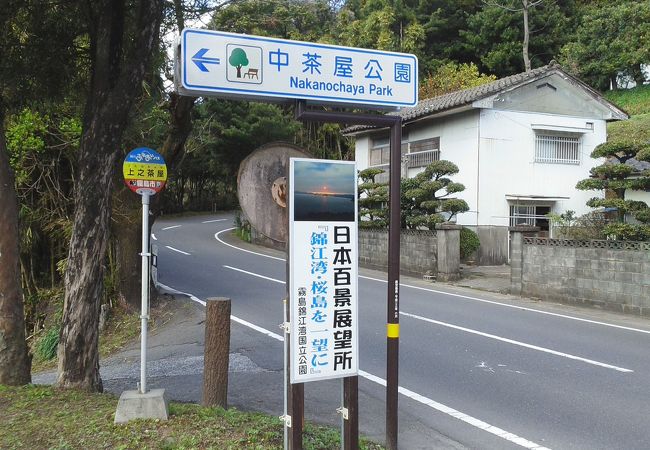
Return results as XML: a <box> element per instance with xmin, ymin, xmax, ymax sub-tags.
<box><xmin>519</xmin><ymin>238</ymin><xmax>650</xmax><ymax>315</ymax></box>
<box><xmin>358</xmin><ymin>229</ymin><xmax>437</xmax><ymax>277</ymax></box>
<box><xmin>465</xmin><ymin>225</ymin><xmax>510</xmax><ymax>265</ymax></box>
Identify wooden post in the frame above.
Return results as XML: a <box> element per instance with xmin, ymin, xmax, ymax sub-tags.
<box><xmin>343</xmin><ymin>376</ymin><xmax>359</xmax><ymax>450</ymax></box>
<box><xmin>202</xmin><ymin>297</ymin><xmax>231</xmax><ymax>408</ymax></box>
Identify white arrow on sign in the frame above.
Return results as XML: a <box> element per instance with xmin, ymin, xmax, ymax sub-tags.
<box><xmin>177</xmin><ymin>29</ymin><xmax>418</xmax><ymax>109</ymax></box>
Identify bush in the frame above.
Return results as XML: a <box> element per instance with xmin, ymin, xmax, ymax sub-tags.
<box><xmin>234</xmin><ymin>211</ymin><xmax>251</xmax><ymax>243</ymax></box>
<box><xmin>36</xmin><ymin>327</ymin><xmax>60</xmax><ymax>360</ymax></box>
<box><xmin>460</xmin><ymin>227</ymin><xmax>480</xmax><ymax>260</ymax></box>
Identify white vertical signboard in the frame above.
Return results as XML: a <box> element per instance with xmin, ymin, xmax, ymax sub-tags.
<box><xmin>289</xmin><ymin>158</ymin><xmax>358</xmax><ymax>383</ymax></box>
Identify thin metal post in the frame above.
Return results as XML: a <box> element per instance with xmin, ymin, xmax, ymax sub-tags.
<box><xmin>140</xmin><ymin>192</ymin><xmax>151</xmax><ymax>394</ymax></box>
<box><xmin>386</xmin><ymin>119</ymin><xmax>402</xmax><ymax>450</ymax></box>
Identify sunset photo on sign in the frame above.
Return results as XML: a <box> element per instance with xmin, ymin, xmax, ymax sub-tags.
<box><xmin>293</xmin><ymin>160</ymin><xmax>356</xmax><ymax>222</ymax></box>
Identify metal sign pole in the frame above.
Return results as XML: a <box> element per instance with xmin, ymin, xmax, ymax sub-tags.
<box><xmin>385</xmin><ymin>119</ymin><xmax>402</xmax><ymax>450</ymax></box>
<box><xmin>140</xmin><ymin>192</ymin><xmax>151</xmax><ymax>394</ymax></box>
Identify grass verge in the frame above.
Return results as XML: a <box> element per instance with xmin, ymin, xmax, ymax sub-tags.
<box><xmin>604</xmin><ymin>85</ymin><xmax>650</xmax><ymax>116</ymax></box>
<box><xmin>0</xmin><ymin>385</ymin><xmax>383</xmax><ymax>450</ymax></box>
<box><xmin>30</xmin><ymin>297</ymin><xmax>176</xmax><ymax>374</ymax></box>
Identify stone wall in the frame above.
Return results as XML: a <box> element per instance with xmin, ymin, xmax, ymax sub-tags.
<box><xmin>515</xmin><ymin>237</ymin><xmax>650</xmax><ymax>315</ymax></box>
<box><xmin>359</xmin><ymin>229</ymin><xmax>437</xmax><ymax>277</ymax></box>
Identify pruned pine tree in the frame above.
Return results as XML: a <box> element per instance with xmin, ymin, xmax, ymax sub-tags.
<box><xmin>402</xmin><ymin>161</ymin><xmax>469</xmax><ymax>230</ymax></box>
<box><xmin>358</xmin><ymin>168</ymin><xmax>388</xmax><ymax>228</ymax></box>
<box><xmin>576</xmin><ymin>140</ymin><xmax>650</xmax><ymax>241</ymax></box>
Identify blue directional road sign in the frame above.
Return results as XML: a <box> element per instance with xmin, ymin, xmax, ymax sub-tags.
<box><xmin>176</xmin><ymin>29</ymin><xmax>418</xmax><ymax>109</ymax></box>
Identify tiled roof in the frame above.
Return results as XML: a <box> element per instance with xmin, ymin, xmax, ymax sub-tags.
<box><xmin>625</xmin><ymin>158</ymin><xmax>650</xmax><ymax>172</ymax></box>
<box><xmin>343</xmin><ymin>62</ymin><xmax>625</xmax><ymax>134</ymax></box>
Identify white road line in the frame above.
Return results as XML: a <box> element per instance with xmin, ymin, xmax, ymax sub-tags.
<box><xmin>223</xmin><ymin>265</ymin><xmax>285</xmax><ymax>284</ymax></box>
<box><xmin>221</xmin><ymin>265</ymin><xmax>631</xmax><ymax>373</ymax></box>
<box><xmin>215</xmin><ymin>229</ymin><xmax>285</xmax><ymax>261</ymax></box>
<box><xmin>214</xmin><ymin>228</ymin><xmax>650</xmax><ymax>336</ymax></box>
<box><xmin>362</xmin><ymin>275</ymin><xmax>650</xmax><ymax>336</ymax></box>
<box><xmin>401</xmin><ymin>312</ymin><xmax>633</xmax><ymax>373</ymax></box>
<box><xmin>359</xmin><ymin>370</ymin><xmax>549</xmax><ymax>450</ymax></box>
<box><xmin>155</xmin><ymin>281</ymin><xmax>205</xmax><ymax>306</ymax></box>
<box><xmin>155</xmin><ymin>278</ymin><xmax>549</xmax><ymax>450</ymax></box>
<box><xmin>162</xmin><ymin>225</ymin><xmax>182</xmax><ymax>230</ymax></box>
<box><xmin>165</xmin><ymin>245</ymin><xmax>191</xmax><ymax>256</ymax></box>
<box><xmin>151</xmin><ymin>233</ymin><xmax>157</xmax><ymax>241</ymax></box>
<box><xmin>202</xmin><ymin>219</ymin><xmax>228</xmax><ymax>223</ymax></box>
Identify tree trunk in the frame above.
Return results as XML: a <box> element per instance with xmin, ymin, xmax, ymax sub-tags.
<box><xmin>114</xmin><ymin>210</ymin><xmax>142</xmax><ymax>309</ymax></box>
<box><xmin>56</xmin><ymin>0</ymin><xmax>162</xmax><ymax>392</ymax></box>
<box><xmin>0</xmin><ymin>105</ymin><xmax>32</xmax><ymax>386</ymax></box>
<box><xmin>522</xmin><ymin>0</ymin><xmax>531</xmax><ymax>72</ymax></box>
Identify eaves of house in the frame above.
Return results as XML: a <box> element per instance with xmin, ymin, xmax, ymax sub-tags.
<box><xmin>342</xmin><ymin>61</ymin><xmax>628</xmax><ymax>136</ymax></box>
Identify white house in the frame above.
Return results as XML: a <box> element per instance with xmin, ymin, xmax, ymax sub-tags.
<box><xmin>344</xmin><ymin>62</ymin><xmax>628</xmax><ymax>264</ymax></box>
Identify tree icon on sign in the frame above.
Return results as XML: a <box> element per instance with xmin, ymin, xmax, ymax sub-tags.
<box><xmin>229</xmin><ymin>48</ymin><xmax>249</xmax><ymax>78</ymax></box>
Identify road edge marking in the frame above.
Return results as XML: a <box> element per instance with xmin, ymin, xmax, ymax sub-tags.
<box><xmin>213</xmin><ymin>228</ymin><xmax>650</xmax><ymax>336</ymax></box>
<box><xmin>154</xmin><ymin>279</ymin><xmax>551</xmax><ymax>450</ymax></box>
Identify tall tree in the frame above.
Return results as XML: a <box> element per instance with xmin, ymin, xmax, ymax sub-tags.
<box><xmin>482</xmin><ymin>0</ymin><xmax>544</xmax><ymax>71</ymax></box>
<box><xmin>56</xmin><ymin>0</ymin><xmax>162</xmax><ymax>391</ymax></box>
<box><xmin>463</xmin><ymin>0</ymin><xmax>573</xmax><ymax>76</ymax></box>
<box><xmin>0</xmin><ymin>0</ymin><xmax>81</xmax><ymax>385</ymax></box>
<box><xmin>0</xmin><ymin>105</ymin><xmax>31</xmax><ymax>385</ymax></box>
<box><xmin>415</xmin><ymin>0</ymin><xmax>483</xmax><ymax>73</ymax></box>
<box><xmin>560</xmin><ymin>1</ymin><xmax>650</xmax><ymax>91</ymax></box>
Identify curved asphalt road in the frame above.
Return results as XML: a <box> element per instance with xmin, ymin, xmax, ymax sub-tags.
<box><xmin>153</xmin><ymin>212</ymin><xmax>650</xmax><ymax>450</ymax></box>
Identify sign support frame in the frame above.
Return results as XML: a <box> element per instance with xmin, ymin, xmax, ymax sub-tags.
<box><xmin>285</xmin><ymin>169</ymin><xmax>305</xmax><ymax>450</ymax></box>
<box><xmin>294</xmin><ymin>100</ymin><xmax>401</xmax><ymax>450</ymax></box>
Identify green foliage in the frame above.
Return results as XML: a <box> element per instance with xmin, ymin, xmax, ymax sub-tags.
<box><xmin>0</xmin><ymin>385</ymin><xmax>384</xmax><ymax>449</ymax></box>
<box><xmin>35</xmin><ymin>326</ymin><xmax>60</xmax><ymax>361</ymax></box>
<box><xmin>164</xmin><ymin>100</ymin><xmax>300</xmax><ymax>213</ymax></box>
<box><xmin>560</xmin><ymin>1</ymin><xmax>650</xmax><ymax>90</ymax></box>
<box><xmin>604</xmin><ymin>86</ymin><xmax>650</xmax><ymax>117</ymax></box>
<box><xmin>419</xmin><ymin>62</ymin><xmax>496</xmax><ymax>99</ymax></box>
<box><xmin>606</xmin><ymin>113</ymin><xmax>650</xmax><ymax>147</ymax></box>
<box><xmin>462</xmin><ymin>0</ymin><xmax>574</xmax><ymax>77</ymax></box>
<box><xmin>234</xmin><ymin>212</ymin><xmax>252</xmax><ymax>243</ymax></box>
<box><xmin>402</xmin><ymin>160</ymin><xmax>469</xmax><ymax>230</ymax></box>
<box><xmin>603</xmin><ymin>223</ymin><xmax>650</xmax><ymax>242</ymax></box>
<box><xmin>577</xmin><ymin>129</ymin><xmax>650</xmax><ymax>240</ymax></box>
<box><xmin>460</xmin><ymin>227</ymin><xmax>480</xmax><ymax>260</ymax></box>
<box><xmin>358</xmin><ymin>168</ymin><xmax>388</xmax><ymax>228</ymax></box>
<box><xmin>548</xmin><ymin>210</ymin><xmax>610</xmax><ymax>240</ymax></box>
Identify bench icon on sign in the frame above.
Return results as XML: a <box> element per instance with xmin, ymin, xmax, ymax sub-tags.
<box><xmin>244</xmin><ymin>68</ymin><xmax>259</xmax><ymax>79</ymax></box>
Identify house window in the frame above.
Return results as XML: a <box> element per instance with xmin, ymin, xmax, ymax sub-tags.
<box><xmin>406</xmin><ymin>137</ymin><xmax>440</xmax><ymax>168</ymax></box>
<box><xmin>534</xmin><ymin>134</ymin><xmax>581</xmax><ymax>165</ymax></box>
<box><xmin>369</xmin><ymin>137</ymin><xmax>390</xmax><ymax>166</ymax></box>
<box><xmin>370</xmin><ymin>132</ymin><xmax>410</xmax><ymax>166</ymax></box>
<box><xmin>509</xmin><ymin>204</ymin><xmax>551</xmax><ymax>231</ymax></box>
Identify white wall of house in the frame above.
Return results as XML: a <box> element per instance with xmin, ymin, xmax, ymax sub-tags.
<box><xmin>405</xmin><ymin>111</ymin><xmax>480</xmax><ymax>224</ymax></box>
<box><xmin>625</xmin><ymin>189</ymin><xmax>650</xmax><ymax>206</ymax></box>
<box><xmin>356</xmin><ymin>108</ymin><xmax>606</xmax><ymax>228</ymax></box>
<box><xmin>476</xmin><ymin>109</ymin><xmax>606</xmax><ymax>227</ymax></box>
